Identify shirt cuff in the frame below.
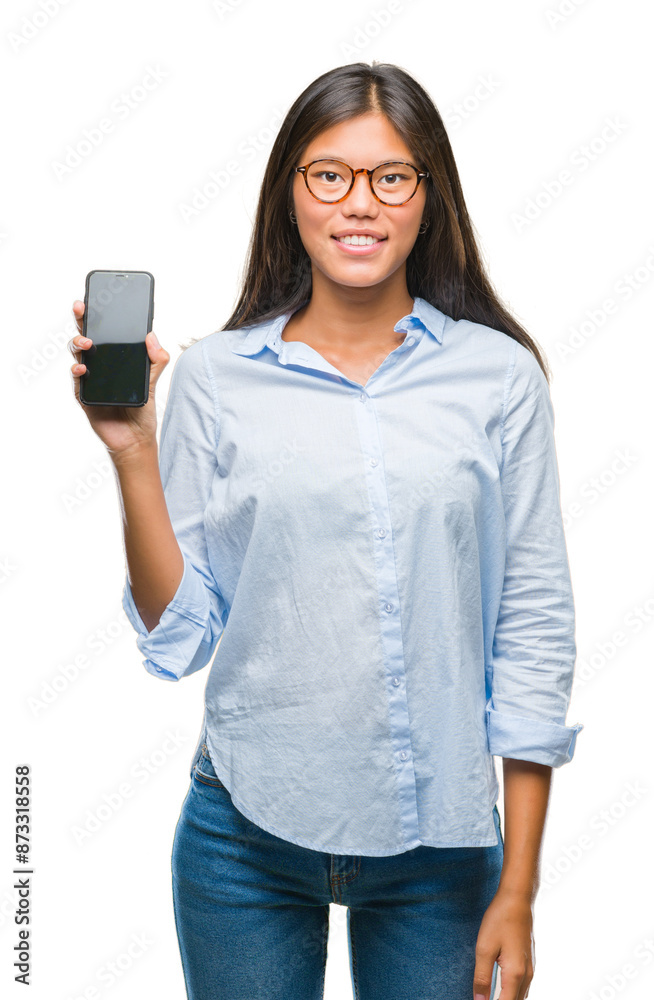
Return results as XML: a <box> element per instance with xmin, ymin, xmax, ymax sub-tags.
<box><xmin>121</xmin><ymin>555</ymin><xmax>214</xmax><ymax>681</ymax></box>
<box><xmin>486</xmin><ymin>705</ymin><xmax>584</xmax><ymax>767</ymax></box>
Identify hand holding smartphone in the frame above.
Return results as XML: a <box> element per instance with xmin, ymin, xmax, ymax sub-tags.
<box><xmin>69</xmin><ymin>270</ymin><xmax>170</xmax><ymax>463</ymax></box>
<box><xmin>80</xmin><ymin>270</ymin><xmax>154</xmax><ymax>407</ymax></box>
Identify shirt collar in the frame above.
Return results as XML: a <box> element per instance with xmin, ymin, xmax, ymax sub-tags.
<box><xmin>230</xmin><ymin>296</ymin><xmax>447</xmax><ymax>357</ymax></box>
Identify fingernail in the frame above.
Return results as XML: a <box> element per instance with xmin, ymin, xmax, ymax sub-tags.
<box><xmin>150</xmin><ymin>331</ymin><xmax>160</xmax><ymax>348</ymax></box>
<box><xmin>475</xmin><ymin>994</ymin><xmax>487</xmax><ymax>1000</ymax></box>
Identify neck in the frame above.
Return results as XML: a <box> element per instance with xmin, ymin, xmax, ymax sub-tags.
<box><xmin>284</xmin><ymin>272</ymin><xmax>415</xmax><ymax>351</ymax></box>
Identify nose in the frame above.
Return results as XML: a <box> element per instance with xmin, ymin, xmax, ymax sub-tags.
<box><xmin>345</xmin><ymin>170</ymin><xmax>379</xmax><ymax>212</ymax></box>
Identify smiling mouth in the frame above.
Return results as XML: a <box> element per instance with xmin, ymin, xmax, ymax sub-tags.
<box><xmin>332</xmin><ymin>235</ymin><xmax>387</xmax><ymax>246</ymax></box>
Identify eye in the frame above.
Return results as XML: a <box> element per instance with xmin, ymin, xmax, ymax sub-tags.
<box><xmin>379</xmin><ymin>172</ymin><xmax>409</xmax><ymax>186</ymax></box>
<box><xmin>316</xmin><ymin>170</ymin><xmax>345</xmax><ymax>184</ymax></box>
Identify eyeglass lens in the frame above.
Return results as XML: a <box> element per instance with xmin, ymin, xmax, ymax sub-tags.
<box><xmin>305</xmin><ymin>160</ymin><xmax>418</xmax><ymax>204</ymax></box>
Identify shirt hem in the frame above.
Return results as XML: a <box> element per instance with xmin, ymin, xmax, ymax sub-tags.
<box><xmin>203</xmin><ymin>742</ymin><xmax>500</xmax><ymax>856</ymax></box>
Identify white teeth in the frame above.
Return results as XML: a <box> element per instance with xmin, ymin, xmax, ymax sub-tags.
<box><xmin>337</xmin><ymin>235</ymin><xmax>380</xmax><ymax>245</ymax></box>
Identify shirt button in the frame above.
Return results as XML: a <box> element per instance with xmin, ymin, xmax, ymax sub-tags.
<box><xmin>369</xmin><ymin>458</ymin><xmax>378</xmax><ymax>467</ymax></box>
<box><xmin>155</xmin><ymin>666</ymin><xmax>162</xmax><ymax>672</ymax></box>
<box><xmin>406</xmin><ymin>337</ymin><xmax>415</xmax><ymax>346</ymax></box>
<box><xmin>399</xmin><ymin>750</ymin><xmax>408</xmax><ymax>761</ymax></box>
<box><xmin>377</xmin><ymin>527</ymin><xmax>386</xmax><ymax>538</ymax></box>
<box><xmin>384</xmin><ymin>603</ymin><xmax>394</xmax><ymax>613</ymax></box>
<box><xmin>359</xmin><ymin>393</ymin><xmax>367</xmax><ymax>402</ymax></box>
<box><xmin>392</xmin><ymin>677</ymin><xmax>400</xmax><ymax>686</ymax></box>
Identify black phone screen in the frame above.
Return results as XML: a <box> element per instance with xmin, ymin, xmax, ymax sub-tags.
<box><xmin>80</xmin><ymin>270</ymin><xmax>154</xmax><ymax>406</ymax></box>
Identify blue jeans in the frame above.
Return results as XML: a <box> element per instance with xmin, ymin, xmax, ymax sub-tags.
<box><xmin>171</xmin><ymin>744</ymin><xmax>503</xmax><ymax>1000</ymax></box>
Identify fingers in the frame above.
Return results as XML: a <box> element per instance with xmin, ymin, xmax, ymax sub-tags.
<box><xmin>72</xmin><ymin>299</ymin><xmax>84</xmax><ymax>334</ymax></box>
<box><xmin>69</xmin><ymin>300</ymin><xmax>91</xmax><ymax>372</ymax></box>
<box><xmin>69</xmin><ymin>335</ymin><xmax>91</xmax><ymax>373</ymax></box>
<box><xmin>68</xmin><ymin>300</ymin><xmax>168</xmax><ymax>379</ymax></box>
<box><xmin>68</xmin><ymin>301</ymin><xmax>89</xmax><ymax>375</ymax></box>
<box><xmin>69</xmin><ymin>302</ymin><xmax>88</xmax><ymax>349</ymax></box>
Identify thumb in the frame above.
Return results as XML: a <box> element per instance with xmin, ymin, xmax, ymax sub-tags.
<box><xmin>473</xmin><ymin>961</ymin><xmax>495</xmax><ymax>1000</ymax></box>
<box><xmin>146</xmin><ymin>329</ymin><xmax>162</xmax><ymax>354</ymax></box>
<box><xmin>145</xmin><ymin>330</ymin><xmax>169</xmax><ymax>367</ymax></box>
<box><xmin>144</xmin><ymin>331</ymin><xmax>170</xmax><ymax>397</ymax></box>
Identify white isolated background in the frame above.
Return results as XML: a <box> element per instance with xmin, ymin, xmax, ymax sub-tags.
<box><xmin>1</xmin><ymin>0</ymin><xmax>652</xmax><ymax>998</ymax></box>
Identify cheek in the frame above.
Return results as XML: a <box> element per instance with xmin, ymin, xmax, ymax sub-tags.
<box><xmin>389</xmin><ymin>227</ymin><xmax>421</xmax><ymax>259</ymax></box>
<box><xmin>298</xmin><ymin>207</ymin><xmax>334</xmax><ymax>248</ymax></box>
<box><xmin>388</xmin><ymin>205</ymin><xmax>424</xmax><ymax>249</ymax></box>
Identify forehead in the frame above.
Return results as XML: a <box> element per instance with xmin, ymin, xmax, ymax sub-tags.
<box><xmin>301</xmin><ymin>114</ymin><xmax>414</xmax><ymax>165</ymax></box>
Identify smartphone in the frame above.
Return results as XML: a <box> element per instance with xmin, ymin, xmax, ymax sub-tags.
<box><xmin>79</xmin><ymin>270</ymin><xmax>154</xmax><ymax>406</ymax></box>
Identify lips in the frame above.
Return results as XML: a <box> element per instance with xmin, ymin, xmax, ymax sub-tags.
<box><xmin>331</xmin><ymin>235</ymin><xmax>387</xmax><ymax>243</ymax></box>
<box><xmin>331</xmin><ymin>235</ymin><xmax>387</xmax><ymax>256</ymax></box>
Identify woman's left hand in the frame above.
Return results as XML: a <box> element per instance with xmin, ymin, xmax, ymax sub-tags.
<box><xmin>472</xmin><ymin>890</ymin><xmax>535</xmax><ymax>1000</ymax></box>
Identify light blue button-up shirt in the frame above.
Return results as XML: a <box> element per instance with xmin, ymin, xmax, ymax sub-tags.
<box><xmin>122</xmin><ymin>296</ymin><xmax>584</xmax><ymax>856</ymax></box>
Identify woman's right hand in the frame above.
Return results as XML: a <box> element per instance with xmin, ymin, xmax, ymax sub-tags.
<box><xmin>68</xmin><ymin>299</ymin><xmax>170</xmax><ymax>463</ymax></box>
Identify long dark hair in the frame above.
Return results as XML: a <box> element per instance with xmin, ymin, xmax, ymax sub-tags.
<box><xmin>189</xmin><ymin>61</ymin><xmax>550</xmax><ymax>380</ymax></box>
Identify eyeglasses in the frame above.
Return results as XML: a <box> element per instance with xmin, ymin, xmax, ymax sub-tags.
<box><xmin>294</xmin><ymin>159</ymin><xmax>429</xmax><ymax>206</ymax></box>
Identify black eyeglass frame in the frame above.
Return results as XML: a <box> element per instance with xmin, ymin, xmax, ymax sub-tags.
<box><xmin>294</xmin><ymin>159</ymin><xmax>429</xmax><ymax>206</ymax></box>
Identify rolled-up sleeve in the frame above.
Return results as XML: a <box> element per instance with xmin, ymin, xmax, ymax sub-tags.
<box><xmin>122</xmin><ymin>337</ymin><xmax>226</xmax><ymax>681</ymax></box>
<box><xmin>486</xmin><ymin>342</ymin><xmax>584</xmax><ymax>766</ymax></box>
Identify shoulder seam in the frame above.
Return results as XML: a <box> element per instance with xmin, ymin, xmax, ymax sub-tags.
<box><xmin>499</xmin><ymin>339</ymin><xmax>518</xmax><ymax>476</ymax></box>
<box><xmin>199</xmin><ymin>335</ymin><xmax>221</xmax><ymax>452</ymax></box>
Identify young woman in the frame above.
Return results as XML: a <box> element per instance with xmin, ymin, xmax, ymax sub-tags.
<box><xmin>69</xmin><ymin>61</ymin><xmax>583</xmax><ymax>1000</ymax></box>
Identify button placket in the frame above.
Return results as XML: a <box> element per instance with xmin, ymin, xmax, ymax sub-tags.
<box><xmin>353</xmin><ymin>388</ymin><xmax>419</xmax><ymax>845</ymax></box>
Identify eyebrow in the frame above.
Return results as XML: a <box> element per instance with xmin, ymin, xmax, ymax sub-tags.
<box><xmin>311</xmin><ymin>155</ymin><xmax>409</xmax><ymax>165</ymax></box>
